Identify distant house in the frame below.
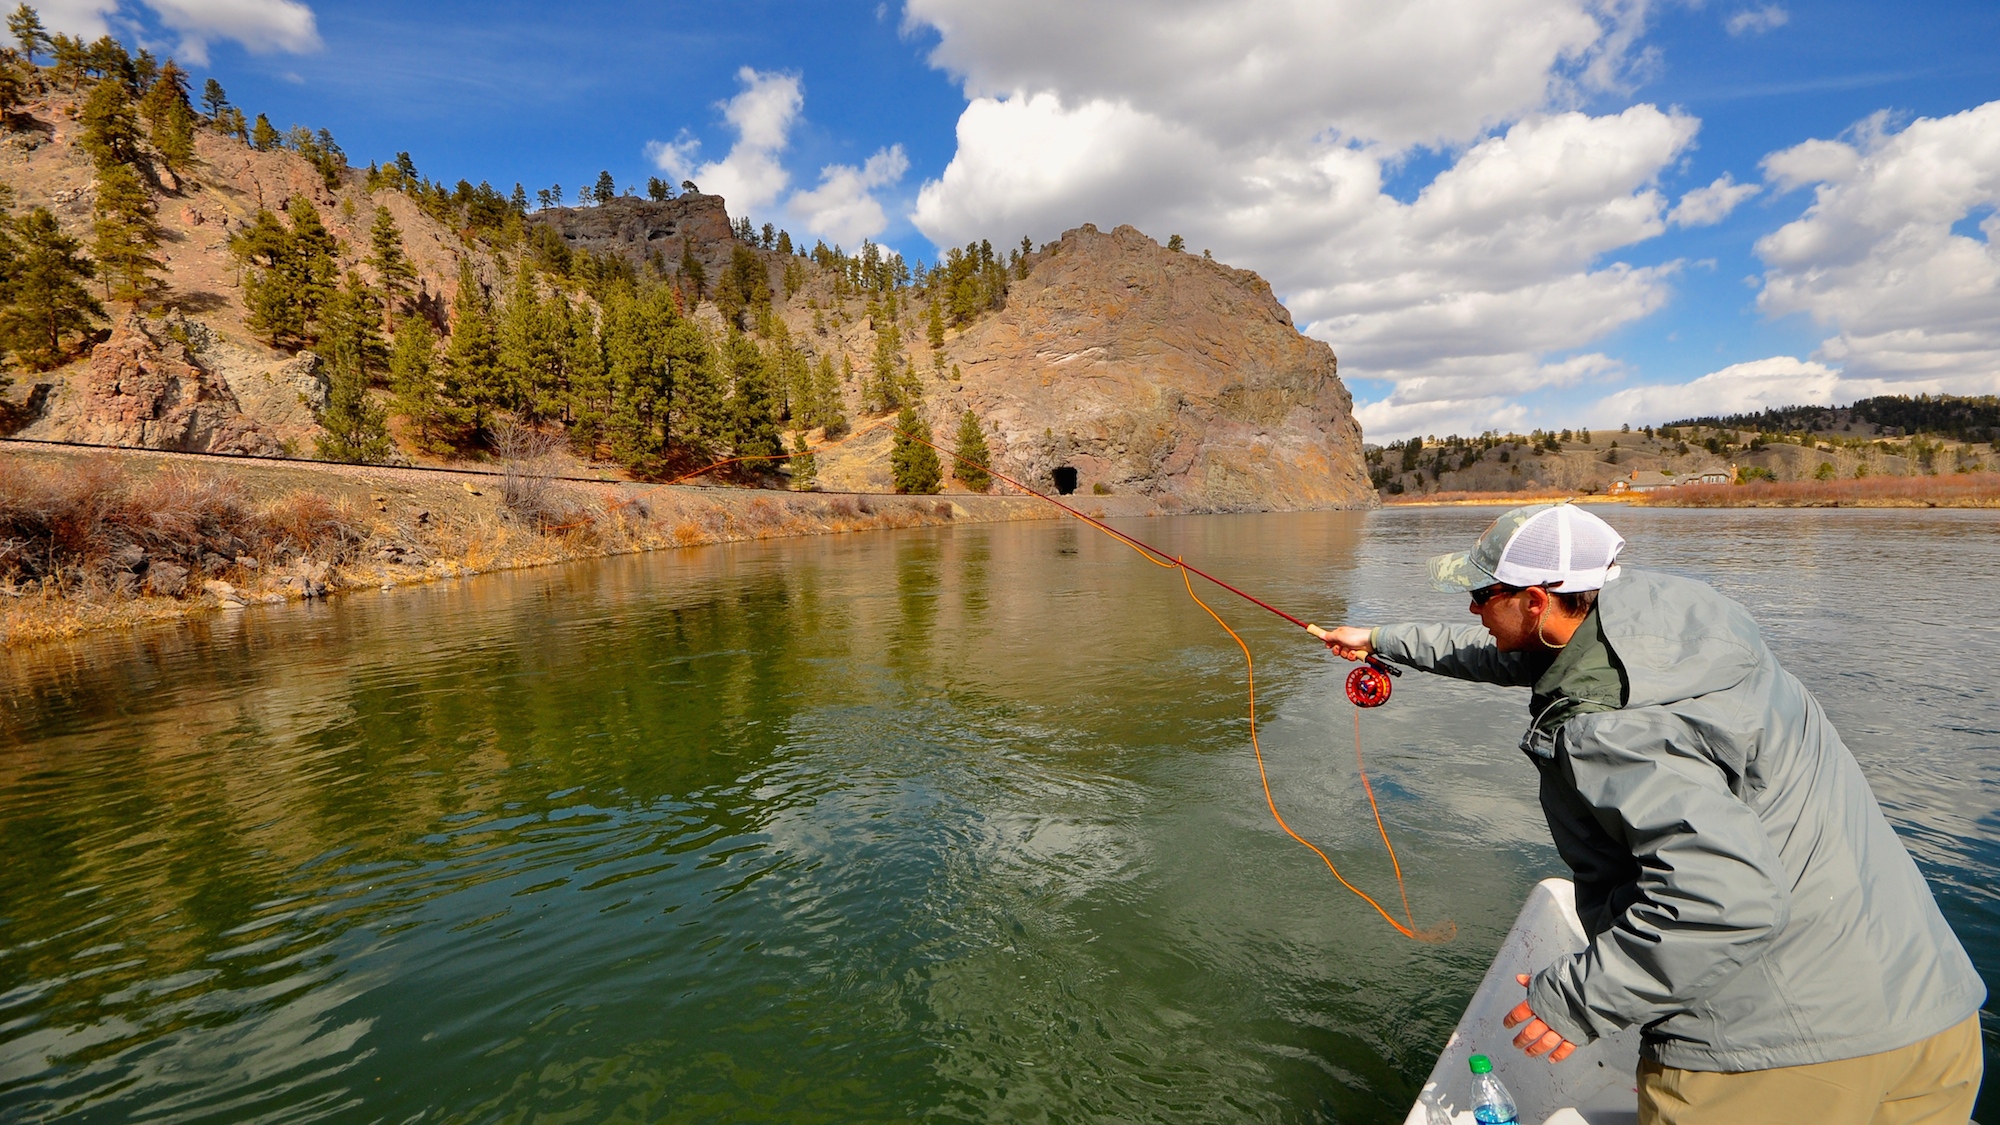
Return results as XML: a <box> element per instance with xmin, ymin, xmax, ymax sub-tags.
<box><xmin>1610</xmin><ymin>470</ymin><xmax>1680</xmax><ymax>493</ymax></box>
<box><xmin>1608</xmin><ymin>468</ymin><xmax>1736</xmax><ymax>493</ymax></box>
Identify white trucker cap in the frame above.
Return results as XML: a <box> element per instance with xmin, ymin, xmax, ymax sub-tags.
<box><xmin>1427</xmin><ymin>502</ymin><xmax>1626</xmax><ymax>593</ymax></box>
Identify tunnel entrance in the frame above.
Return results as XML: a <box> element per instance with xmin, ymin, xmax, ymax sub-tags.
<box><xmin>1052</xmin><ymin>466</ymin><xmax>1079</xmax><ymax>495</ymax></box>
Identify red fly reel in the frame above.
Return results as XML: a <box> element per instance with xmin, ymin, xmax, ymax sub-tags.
<box><xmin>1345</xmin><ymin>658</ymin><xmax>1399</xmax><ymax>708</ymax></box>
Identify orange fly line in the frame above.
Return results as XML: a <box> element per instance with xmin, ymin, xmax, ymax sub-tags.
<box><xmin>639</xmin><ymin>416</ymin><xmax>1453</xmax><ymax>942</ymax></box>
<box><xmin>891</xmin><ymin>426</ymin><xmax>1455</xmax><ymax>944</ymax></box>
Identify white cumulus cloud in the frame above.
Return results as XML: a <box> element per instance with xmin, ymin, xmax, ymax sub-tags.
<box><xmin>788</xmin><ymin>145</ymin><xmax>911</xmax><ymax>247</ymax></box>
<box><xmin>1668</xmin><ymin>172</ymin><xmax>1760</xmax><ymax>226</ymax></box>
<box><xmin>1725</xmin><ymin>5</ymin><xmax>1788</xmax><ymax>36</ymax></box>
<box><xmin>905</xmin><ymin>0</ymin><xmax>1640</xmax><ymax>153</ymax></box>
<box><xmin>1592</xmin><ymin>356</ymin><xmax>1837</xmax><ymax>425</ymax></box>
<box><xmin>649</xmin><ymin>68</ymin><xmax>909</xmax><ymax>245</ymax></box>
<box><xmin>143</xmin><ymin>0</ymin><xmax>318</xmax><ymax>64</ymax></box>
<box><xmin>1754</xmin><ymin>100</ymin><xmax>2000</xmax><ymax>394</ymax></box>
<box><xmin>649</xmin><ymin>67</ymin><xmax>803</xmax><ymax>220</ymax></box>
<box><xmin>32</xmin><ymin>0</ymin><xmax>318</xmax><ymax>64</ymax></box>
<box><xmin>902</xmin><ymin>0</ymin><xmax>1721</xmax><ymax>441</ymax></box>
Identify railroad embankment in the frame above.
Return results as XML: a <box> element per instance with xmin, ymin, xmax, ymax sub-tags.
<box><xmin>0</xmin><ymin>444</ymin><xmax>1120</xmax><ymax>647</ymax></box>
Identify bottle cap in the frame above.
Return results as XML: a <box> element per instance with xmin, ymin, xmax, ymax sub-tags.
<box><xmin>1468</xmin><ymin>1054</ymin><xmax>1493</xmax><ymax>1074</ymax></box>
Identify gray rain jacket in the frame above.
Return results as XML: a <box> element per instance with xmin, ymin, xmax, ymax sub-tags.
<box><xmin>1371</xmin><ymin>568</ymin><xmax>1984</xmax><ymax>1071</ymax></box>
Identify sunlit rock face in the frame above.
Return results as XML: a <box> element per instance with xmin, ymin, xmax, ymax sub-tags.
<box><xmin>937</xmin><ymin>224</ymin><xmax>1374</xmax><ymax>511</ymax></box>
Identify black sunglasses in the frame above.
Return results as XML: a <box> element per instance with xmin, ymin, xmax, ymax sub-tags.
<box><xmin>1470</xmin><ymin>582</ymin><xmax>1560</xmax><ymax>606</ymax></box>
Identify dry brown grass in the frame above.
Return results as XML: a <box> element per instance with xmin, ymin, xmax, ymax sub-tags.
<box><xmin>0</xmin><ymin>459</ymin><xmax>370</xmax><ymax>598</ymax></box>
<box><xmin>1635</xmin><ymin>473</ymin><xmax>2000</xmax><ymax>508</ymax></box>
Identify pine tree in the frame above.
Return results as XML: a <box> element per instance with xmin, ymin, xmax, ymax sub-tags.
<box><xmin>810</xmin><ymin>352</ymin><xmax>844</xmax><ymax>433</ymax></box>
<box><xmin>678</xmin><ymin>242</ymin><xmax>706</xmax><ymax>302</ymax></box>
<box><xmin>891</xmin><ymin>404</ymin><xmax>941</xmax><ymax>494</ymax></box>
<box><xmin>953</xmin><ymin>408</ymin><xmax>992</xmax><ymax>492</ymax></box>
<box><xmin>497</xmin><ymin>260</ymin><xmax>559</xmax><ymax>422</ymax></box>
<box><xmin>250</xmin><ymin>113</ymin><xmax>279</xmax><ymax>151</ymax></box>
<box><xmin>564</xmin><ymin>300</ymin><xmax>607</xmax><ymax>456</ymax></box>
<box><xmin>646</xmin><ymin>176</ymin><xmax>670</xmax><ymax>202</ymax></box>
<box><xmin>79</xmin><ymin>78</ymin><xmax>141</xmax><ymax>169</ymax></box>
<box><xmin>91</xmin><ymin>163</ymin><xmax>164</xmax><ymax>302</ymax></box>
<box><xmin>725</xmin><ymin>331</ymin><xmax>780</xmax><ymax>460</ymax></box>
<box><xmin>232</xmin><ymin>197</ymin><xmax>337</xmax><ymax>346</ymax></box>
<box><xmin>366</xmin><ymin>206</ymin><xmax>415</xmax><ymax>321</ymax></box>
<box><xmin>713</xmin><ymin>244</ymin><xmax>769</xmax><ymax>330</ymax></box>
<box><xmin>0</xmin><ymin>51</ymin><xmax>20</xmax><ymax>119</ymax></box>
<box><xmin>8</xmin><ymin>5</ymin><xmax>49</xmax><ymax>63</ymax></box>
<box><xmin>666</xmin><ymin>318</ymin><xmax>724</xmax><ymax>456</ymax></box>
<box><xmin>153</xmin><ymin>98</ymin><xmax>197</xmax><ymax>177</ymax></box>
<box><xmin>593</xmin><ymin>170</ymin><xmax>615</xmax><ymax>205</ymax></box>
<box><xmin>200</xmin><ymin>77</ymin><xmax>227</xmax><ymax>119</ymax></box>
<box><xmin>138</xmin><ymin>58</ymin><xmax>189</xmax><ymax>134</ymax></box>
<box><xmin>926</xmin><ymin>296</ymin><xmax>944</xmax><ymax>352</ymax></box>
<box><xmin>601</xmin><ymin>285</ymin><xmax>666</xmax><ymax>470</ymax></box>
<box><xmin>315</xmin><ymin>272</ymin><xmax>391</xmax><ymax>462</ymax></box>
<box><xmin>789</xmin><ymin>430</ymin><xmax>816</xmax><ymax>491</ymax></box>
<box><xmin>0</xmin><ymin>206</ymin><xmax>103</xmax><ymax>370</ymax></box>
<box><xmin>48</xmin><ymin>33</ymin><xmax>83</xmax><ymax>87</ymax></box>
<box><xmin>869</xmin><ymin>319</ymin><xmax>902</xmax><ymax>411</ymax></box>
<box><xmin>388</xmin><ymin>313</ymin><xmax>446</xmax><ymax>453</ymax></box>
<box><xmin>442</xmin><ymin>265</ymin><xmax>500</xmax><ymax>441</ymax></box>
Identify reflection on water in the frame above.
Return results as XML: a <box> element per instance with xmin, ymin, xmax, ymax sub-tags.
<box><xmin>2</xmin><ymin>507</ymin><xmax>1994</xmax><ymax>1122</ymax></box>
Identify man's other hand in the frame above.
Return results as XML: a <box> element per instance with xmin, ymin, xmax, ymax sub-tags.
<box><xmin>1504</xmin><ymin>974</ymin><xmax>1577</xmax><ymax>1063</ymax></box>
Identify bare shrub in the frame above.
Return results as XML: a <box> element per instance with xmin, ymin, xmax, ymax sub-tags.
<box><xmin>495</xmin><ymin>424</ymin><xmax>592</xmax><ymax>533</ymax></box>
<box><xmin>263</xmin><ymin>492</ymin><xmax>367</xmax><ymax>563</ymax></box>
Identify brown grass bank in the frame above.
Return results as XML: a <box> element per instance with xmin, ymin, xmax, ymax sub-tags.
<box><xmin>0</xmin><ymin>446</ymin><xmax>1071</xmax><ymax>647</ymax></box>
<box><xmin>1632</xmin><ymin>474</ymin><xmax>2000</xmax><ymax>508</ymax></box>
<box><xmin>1383</xmin><ymin>490</ymin><xmax>1630</xmax><ymax>507</ymax></box>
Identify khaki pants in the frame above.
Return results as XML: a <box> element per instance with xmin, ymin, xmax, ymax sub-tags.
<box><xmin>1638</xmin><ymin>1016</ymin><xmax>1982</xmax><ymax>1125</ymax></box>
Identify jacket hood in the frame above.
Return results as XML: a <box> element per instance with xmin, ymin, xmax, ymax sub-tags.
<box><xmin>1597</xmin><ymin>568</ymin><xmax>1764</xmax><ymax>709</ymax></box>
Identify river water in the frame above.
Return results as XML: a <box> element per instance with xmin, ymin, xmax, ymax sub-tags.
<box><xmin>2</xmin><ymin>507</ymin><xmax>1994</xmax><ymax>1124</ymax></box>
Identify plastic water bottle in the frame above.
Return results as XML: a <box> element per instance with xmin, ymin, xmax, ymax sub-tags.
<box><xmin>1468</xmin><ymin>1054</ymin><xmax>1519</xmax><ymax>1125</ymax></box>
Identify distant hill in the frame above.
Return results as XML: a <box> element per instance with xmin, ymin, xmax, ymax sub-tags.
<box><xmin>1667</xmin><ymin>395</ymin><xmax>2000</xmax><ymax>442</ymax></box>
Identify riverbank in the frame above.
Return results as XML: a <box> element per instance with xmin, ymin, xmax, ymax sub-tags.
<box><xmin>1383</xmin><ymin>490</ymin><xmax>1629</xmax><ymax>507</ymax></box>
<box><xmin>1381</xmin><ymin>474</ymin><xmax>2000</xmax><ymax>508</ymax></box>
<box><xmin>1632</xmin><ymin>474</ymin><xmax>2000</xmax><ymax>508</ymax></box>
<box><xmin>1</xmin><ymin>445</ymin><xmax>1114</xmax><ymax>647</ymax></box>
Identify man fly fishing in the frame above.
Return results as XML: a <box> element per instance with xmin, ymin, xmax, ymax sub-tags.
<box><xmin>1309</xmin><ymin>503</ymin><xmax>1984</xmax><ymax>1125</ymax></box>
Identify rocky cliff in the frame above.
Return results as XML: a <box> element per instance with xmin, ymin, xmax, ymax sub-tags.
<box><xmin>19</xmin><ymin>310</ymin><xmax>300</xmax><ymax>455</ymax></box>
<box><xmin>972</xmin><ymin>225</ymin><xmax>1368</xmax><ymax>509</ymax></box>
<box><xmin>524</xmin><ymin>194</ymin><xmax>740</xmax><ymax>282</ymax></box>
<box><xmin>814</xmin><ymin>225</ymin><xmax>1374</xmax><ymax>510</ymax></box>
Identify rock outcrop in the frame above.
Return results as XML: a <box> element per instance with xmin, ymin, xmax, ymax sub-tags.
<box><xmin>21</xmin><ymin>310</ymin><xmax>290</xmax><ymax>455</ymax></box>
<box><xmin>525</xmin><ymin>194</ymin><xmax>741</xmax><ymax>286</ymax></box>
<box><xmin>892</xmin><ymin>225</ymin><xmax>1372</xmax><ymax>510</ymax></box>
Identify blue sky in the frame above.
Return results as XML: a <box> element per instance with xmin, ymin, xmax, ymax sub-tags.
<box><xmin>55</xmin><ymin>0</ymin><xmax>2000</xmax><ymax>440</ymax></box>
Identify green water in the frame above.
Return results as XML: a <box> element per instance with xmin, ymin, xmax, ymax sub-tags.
<box><xmin>3</xmin><ymin>508</ymin><xmax>1995</xmax><ymax>1122</ymax></box>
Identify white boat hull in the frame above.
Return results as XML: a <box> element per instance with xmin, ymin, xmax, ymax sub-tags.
<box><xmin>1404</xmin><ymin>879</ymin><xmax>1640</xmax><ymax>1125</ymax></box>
